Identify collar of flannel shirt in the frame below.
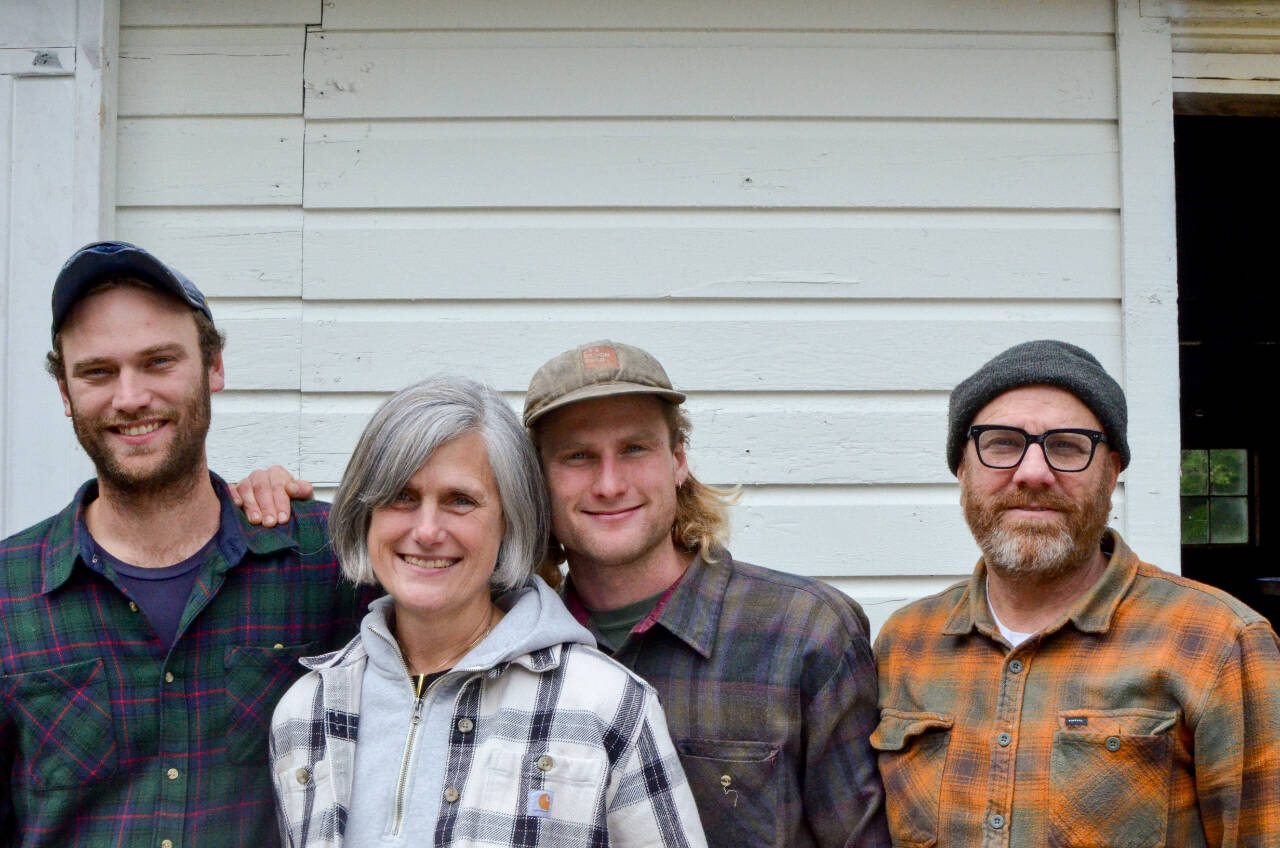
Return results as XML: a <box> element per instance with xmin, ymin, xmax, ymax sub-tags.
<box><xmin>563</xmin><ymin>547</ymin><xmax>734</xmax><ymax>659</ymax></box>
<box><xmin>39</xmin><ymin>474</ymin><xmax>307</xmax><ymax>595</ymax></box>
<box><xmin>943</xmin><ymin>528</ymin><xmax>1137</xmax><ymax>640</ymax></box>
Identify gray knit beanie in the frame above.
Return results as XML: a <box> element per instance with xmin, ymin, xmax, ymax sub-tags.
<box><xmin>946</xmin><ymin>340</ymin><xmax>1129</xmax><ymax>474</ymax></box>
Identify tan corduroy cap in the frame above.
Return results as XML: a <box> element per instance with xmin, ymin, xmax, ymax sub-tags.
<box><xmin>523</xmin><ymin>340</ymin><xmax>686</xmax><ymax>427</ymax></box>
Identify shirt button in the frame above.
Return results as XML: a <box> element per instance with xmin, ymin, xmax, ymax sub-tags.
<box><xmin>990</xmin><ymin>813</ymin><xmax>1006</xmax><ymax>830</ymax></box>
<box><xmin>535</xmin><ymin>755</ymin><xmax>555</xmax><ymax>772</ymax></box>
<box><xmin>1106</xmin><ymin>736</ymin><xmax>1122</xmax><ymax>752</ymax></box>
<box><xmin>273</xmin><ymin>643</ymin><xmax>285</xmax><ymax>650</ymax></box>
<box><xmin>1008</xmin><ymin>659</ymin><xmax>1024</xmax><ymax>674</ymax></box>
<box><xmin>166</xmin><ymin>768</ymin><xmax>179</xmax><ymax>780</ymax></box>
<box><xmin>129</xmin><ymin>601</ymin><xmax>140</xmax><ymax>613</ymax></box>
<box><xmin>164</xmin><ymin>671</ymin><xmax>175</xmax><ymax>684</ymax></box>
<box><xmin>444</xmin><ymin>785</ymin><xmax>460</xmax><ymax>803</ymax></box>
<box><xmin>997</xmin><ymin>732</ymin><xmax>1012</xmax><ymax>747</ymax></box>
<box><xmin>720</xmin><ymin>774</ymin><xmax>732</xmax><ymax>788</ymax></box>
<box><xmin>456</xmin><ymin>717</ymin><xmax>474</xmax><ymax>733</ymax></box>
<box><xmin>295</xmin><ymin>768</ymin><xmax>311</xmax><ymax>785</ymax></box>
<box><xmin>161</xmin><ymin>840</ymin><xmax>174</xmax><ymax>848</ymax></box>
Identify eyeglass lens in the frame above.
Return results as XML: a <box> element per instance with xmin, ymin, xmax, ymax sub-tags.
<box><xmin>975</xmin><ymin>429</ymin><xmax>1096</xmax><ymax>471</ymax></box>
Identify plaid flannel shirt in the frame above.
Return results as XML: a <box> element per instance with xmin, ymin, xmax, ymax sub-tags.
<box><xmin>0</xmin><ymin>477</ymin><xmax>374</xmax><ymax>848</ymax></box>
<box><xmin>565</xmin><ymin>548</ymin><xmax>889</xmax><ymax>848</ymax></box>
<box><xmin>874</xmin><ymin>529</ymin><xmax>1280</xmax><ymax>848</ymax></box>
<box><xmin>269</xmin><ymin>609</ymin><xmax>705</xmax><ymax>847</ymax></box>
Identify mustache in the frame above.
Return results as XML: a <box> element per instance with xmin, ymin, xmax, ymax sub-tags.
<box><xmin>990</xmin><ymin>491</ymin><xmax>1078</xmax><ymax>513</ymax></box>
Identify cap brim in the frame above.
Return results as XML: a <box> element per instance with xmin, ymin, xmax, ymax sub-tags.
<box><xmin>524</xmin><ymin>382</ymin><xmax>686</xmax><ymax>427</ymax></box>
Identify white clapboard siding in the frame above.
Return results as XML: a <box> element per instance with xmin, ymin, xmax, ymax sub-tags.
<box><xmin>304</xmin><ymin>32</ymin><xmax>1116</xmax><ymax>121</ymax></box>
<box><xmin>120</xmin><ymin>0</ymin><xmax>320</xmax><ymax>27</ymax></box>
<box><xmin>305</xmin><ymin>120</ymin><xmax>1120</xmax><ymax>210</ymax></box>
<box><xmin>118</xmin><ymin>117</ymin><xmax>302</xmax><ymax>205</ymax></box>
<box><xmin>209</xmin><ymin>391</ymin><xmax>301</xmax><ymax>481</ymax></box>
<box><xmin>214</xmin><ymin>300</ymin><xmax>302</xmax><ymax>390</ymax></box>
<box><xmin>1</xmin><ymin>0</ymin><xmax>76</xmax><ymax>48</ymax></box>
<box><xmin>119</xmin><ymin>27</ymin><xmax>305</xmax><ymax>117</ymax></box>
<box><xmin>116</xmin><ymin>208</ymin><xmax>303</xmax><ymax>298</ymax></box>
<box><xmin>298</xmin><ymin>304</ymin><xmax>1123</xmax><ymax>393</ymax></box>
<box><xmin>302</xmin><ymin>210</ymin><xmax>1120</xmax><ymax>301</ymax></box>
<box><xmin>296</xmin><ymin>391</ymin><xmax>955</xmax><ymax>484</ymax></box>
<box><xmin>321</xmin><ymin>0</ymin><xmax>1113</xmax><ymax>34</ymax></box>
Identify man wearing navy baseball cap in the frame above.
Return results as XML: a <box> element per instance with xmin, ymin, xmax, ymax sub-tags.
<box><xmin>0</xmin><ymin>242</ymin><xmax>372</xmax><ymax>848</ymax></box>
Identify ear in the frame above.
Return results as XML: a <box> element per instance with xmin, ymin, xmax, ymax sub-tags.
<box><xmin>1104</xmin><ymin>449</ymin><xmax>1122</xmax><ymax>492</ymax></box>
<box><xmin>673</xmin><ymin>440</ymin><xmax>690</xmax><ymax>488</ymax></box>
<box><xmin>58</xmin><ymin>379</ymin><xmax>72</xmax><ymax>418</ymax></box>
<box><xmin>207</xmin><ymin>353</ymin><xmax>226</xmax><ymax>394</ymax></box>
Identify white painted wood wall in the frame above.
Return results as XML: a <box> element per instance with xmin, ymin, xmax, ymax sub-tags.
<box><xmin>0</xmin><ymin>0</ymin><xmax>113</xmax><ymax>537</ymax></box>
<box><xmin>8</xmin><ymin>0</ymin><xmax>1206</xmax><ymax>632</ymax></box>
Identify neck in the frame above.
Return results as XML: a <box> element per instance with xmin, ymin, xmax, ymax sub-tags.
<box><xmin>392</xmin><ymin>599</ymin><xmax>501</xmax><ymax>676</ymax></box>
<box><xmin>985</xmin><ymin>545</ymin><xmax>1109</xmax><ymax>634</ymax></box>
<box><xmin>86</xmin><ymin>463</ymin><xmax>222</xmax><ymax>566</ymax></box>
<box><xmin>567</xmin><ymin>538</ymin><xmax>694</xmax><ymax>611</ymax></box>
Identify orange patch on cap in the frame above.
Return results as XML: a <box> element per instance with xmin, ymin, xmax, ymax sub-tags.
<box><xmin>580</xmin><ymin>345</ymin><xmax>619</xmax><ymax>370</ymax></box>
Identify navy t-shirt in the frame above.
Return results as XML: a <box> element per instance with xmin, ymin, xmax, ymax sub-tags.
<box><xmin>97</xmin><ymin>540</ymin><xmax>211</xmax><ymax>647</ymax></box>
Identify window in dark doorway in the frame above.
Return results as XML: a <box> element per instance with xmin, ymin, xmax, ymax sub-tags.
<box><xmin>1180</xmin><ymin>448</ymin><xmax>1250</xmax><ymax>545</ymax></box>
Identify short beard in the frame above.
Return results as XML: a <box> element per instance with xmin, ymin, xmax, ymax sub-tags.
<box><xmin>70</xmin><ymin>372</ymin><xmax>212</xmax><ymax>501</ymax></box>
<box><xmin>962</xmin><ymin>476</ymin><xmax>1113</xmax><ymax>584</ymax></box>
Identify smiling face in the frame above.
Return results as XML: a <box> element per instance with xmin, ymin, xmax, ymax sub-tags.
<box><xmin>367</xmin><ymin>431</ymin><xmax>505</xmax><ymax>626</ymax></box>
<box><xmin>57</xmin><ymin>284</ymin><xmax>224</xmax><ymax>497</ymax></box>
<box><xmin>959</xmin><ymin>385</ymin><xmax>1120</xmax><ymax>582</ymax></box>
<box><xmin>536</xmin><ymin>394</ymin><xmax>689</xmax><ymax>576</ymax></box>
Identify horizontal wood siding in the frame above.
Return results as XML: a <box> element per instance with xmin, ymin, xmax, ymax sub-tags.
<box><xmin>116</xmin><ymin>0</ymin><xmax>1123</xmax><ymax>617</ymax></box>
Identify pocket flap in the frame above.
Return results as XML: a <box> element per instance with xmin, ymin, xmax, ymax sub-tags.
<box><xmin>870</xmin><ymin>710</ymin><xmax>954</xmax><ymax>752</ymax></box>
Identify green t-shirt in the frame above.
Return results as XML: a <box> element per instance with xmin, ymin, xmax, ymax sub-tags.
<box><xmin>587</xmin><ymin>589</ymin><xmax>667</xmax><ymax>652</ymax></box>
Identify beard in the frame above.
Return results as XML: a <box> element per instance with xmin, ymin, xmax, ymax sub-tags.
<box><xmin>961</xmin><ymin>474</ymin><xmax>1113</xmax><ymax>583</ymax></box>
<box><xmin>70</xmin><ymin>371</ymin><xmax>213</xmax><ymax>498</ymax></box>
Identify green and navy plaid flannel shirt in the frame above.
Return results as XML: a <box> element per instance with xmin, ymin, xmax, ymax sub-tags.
<box><xmin>0</xmin><ymin>476</ymin><xmax>375</xmax><ymax>848</ymax></box>
<box><xmin>565</xmin><ymin>547</ymin><xmax>889</xmax><ymax>848</ymax></box>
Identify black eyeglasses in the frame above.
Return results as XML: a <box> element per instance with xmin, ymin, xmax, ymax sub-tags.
<box><xmin>968</xmin><ymin>425</ymin><xmax>1108</xmax><ymax>472</ymax></box>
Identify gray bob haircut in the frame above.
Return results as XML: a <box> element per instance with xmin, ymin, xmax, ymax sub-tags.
<box><xmin>329</xmin><ymin>376</ymin><xmax>549</xmax><ymax>593</ymax></box>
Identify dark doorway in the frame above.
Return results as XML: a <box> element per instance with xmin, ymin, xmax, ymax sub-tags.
<box><xmin>1176</xmin><ymin>114</ymin><xmax>1280</xmax><ymax>629</ymax></box>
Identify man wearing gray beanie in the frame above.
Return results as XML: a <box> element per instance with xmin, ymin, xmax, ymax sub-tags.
<box><xmin>873</xmin><ymin>339</ymin><xmax>1280</xmax><ymax>848</ymax></box>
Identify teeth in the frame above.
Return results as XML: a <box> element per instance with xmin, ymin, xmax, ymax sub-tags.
<box><xmin>402</xmin><ymin>555</ymin><xmax>452</xmax><ymax>569</ymax></box>
<box><xmin>119</xmin><ymin>422</ymin><xmax>163</xmax><ymax>437</ymax></box>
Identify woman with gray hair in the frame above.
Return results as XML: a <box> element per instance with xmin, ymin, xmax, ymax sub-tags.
<box><xmin>268</xmin><ymin>377</ymin><xmax>704</xmax><ymax>848</ymax></box>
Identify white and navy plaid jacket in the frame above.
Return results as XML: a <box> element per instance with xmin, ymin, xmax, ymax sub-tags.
<box><xmin>269</xmin><ymin>628</ymin><xmax>705</xmax><ymax>847</ymax></box>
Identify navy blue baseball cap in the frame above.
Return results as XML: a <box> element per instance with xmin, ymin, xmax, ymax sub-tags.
<box><xmin>51</xmin><ymin>241</ymin><xmax>212</xmax><ymax>344</ymax></box>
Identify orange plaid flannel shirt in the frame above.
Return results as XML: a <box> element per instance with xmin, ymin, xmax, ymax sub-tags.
<box><xmin>874</xmin><ymin>530</ymin><xmax>1280</xmax><ymax>848</ymax></box>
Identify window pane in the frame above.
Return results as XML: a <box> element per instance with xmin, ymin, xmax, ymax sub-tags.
<box><xmin>1181</xmin><ymin>496</ymin><xmax>1209</xmax><ymax>545</ymax></box>
<box><xmin>1180</xmin><ymin>450</ymin><xmax>1208</xmax><ymax>496</ymax></box>
<box><xmin>1209</xmin><ymin>449</ymin><xmax>1248</xmax><ymax>495</ymax></box>
<box><xmin>1209</xmin><ymin>497</ymin><xmax>1249</xmax><ymax>544</ymax></box>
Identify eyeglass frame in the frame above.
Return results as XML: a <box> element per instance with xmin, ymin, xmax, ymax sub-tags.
<box><xmin>967</xmin><ymin>425</ymin><xmax>1109</xmax><ymax>473</ymax></box>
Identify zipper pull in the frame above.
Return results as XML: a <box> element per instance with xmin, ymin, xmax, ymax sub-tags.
<box><xmin>413</xmin><ymin>673</ymin><xmax>428</xmax><ymax>701</ymax></box>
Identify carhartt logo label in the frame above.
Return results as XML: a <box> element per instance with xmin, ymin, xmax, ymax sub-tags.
<box><xmin>1065</xmin><ymin>716</ymin><xmax>1088</xmax><ymax>728</ymax></box>
<box><xmin>580</xmin><ymin>345</ymin><xmax>619</xmax><ymax>370</ymax></box>
<box><xmin>527</xmin><ymin>789</ymin><xmax>553</xmax><ymax>818</ymax></box>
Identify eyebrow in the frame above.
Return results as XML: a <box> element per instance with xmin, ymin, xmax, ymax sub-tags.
<box><xmin>71</xmin><ymin>343</ymin><xmax>189</xmax><ymax>372</ymax></box>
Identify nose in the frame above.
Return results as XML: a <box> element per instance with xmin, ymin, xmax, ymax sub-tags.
<box><xmin>591</xmin><ymin>455</ymin><xmax>628</xmax><ymax>499</ymax></box>
<box><xmin>1011</xmin><ymin>441</ymin><xmax>1057</xmax><ymax>487</ymax></box>
<box><xmin>409</xmin><ymin>505</ymin><xmax>447</xmax><ymax>546</ymax></box>
<box><xmin>112</xmin><ymin>367</ymin><xmax>153</xmax><ymax>414</ymax></box>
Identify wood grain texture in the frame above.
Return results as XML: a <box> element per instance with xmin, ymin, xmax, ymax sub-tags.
<box><xmin>320</xmin><ymin>0</ymin><xmax>1114</xmax><ymax>33</ymax></box>
<box><xmin>304</xmin><ymin>120</ymin><xmax>1121</xmax><ymax>210</ymax></box>
<box><xmin>117</xmin><ymin>117</ymin><xmax>302</xmax><ymax>205</ymax></box>
<box><xmin>295</xmin><ymin>311</ymin><xmax>1122</xmax><ymax>392</ymax></box>
<box><xmin>304</xmin><ymin>31</ymin><xmax>1116</xmax><ymax>120</ymax></box>
<box><xmin>116</xmin><ymin>208</ymin><xmax>303</xmax><ymax>297</ymax></box>
<box><xmin>302</xmin><ymin>210</ymin><xmax>1120</xmax><ymax>300</ymax></box>
<box><xmin>215</xmin><ymin>301</ymin><xmax>303</xmax><ymax>391</ymax></box>
<box><xmin>120</xmin><ymin>0</ymin><xmax>320</xmax><ymax>27</ymax></box>
<box><xmin>119</xmin><ymin>26</ymin><xmax>304</xmax><ymax>116</ymax></box>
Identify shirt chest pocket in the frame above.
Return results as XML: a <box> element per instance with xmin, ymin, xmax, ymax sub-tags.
<box><xmin>3</xmin><ymin>658</ymin><xmax>119</xmax><ymax>790</ymax></box>
<box><xmin>869</xmin><ymin>710</ymin><xmax>954</xmax><ymax>848</ymax></box>
<box><xmin>1049</xmin><ymin>708</ymin><xmax>1179</xmax><ymax>848</ymax></box>
<box><xmin>676</xmin><ymin>738</ymin><xmax>781</xmax><ymax>846</ymax></box>
<box><xmin>223</xmin><ymin>642</ymin><xmax>317</xmax><ymax>765</ymax></box>
<box><xmin>467</xmin><ymin>744</ymin><xmax>608</xmax><ymax>828</ymax></box>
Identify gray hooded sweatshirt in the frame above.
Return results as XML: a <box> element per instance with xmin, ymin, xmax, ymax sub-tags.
<box><xmin>344</xmin><ymin>577</ymin><xmax>595</xmax><ymax>845</ymax></box>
